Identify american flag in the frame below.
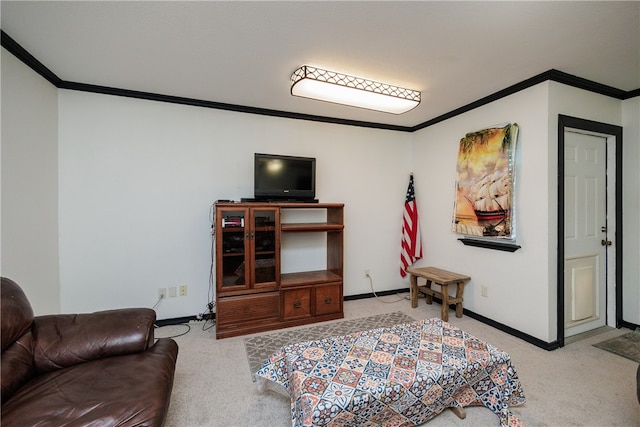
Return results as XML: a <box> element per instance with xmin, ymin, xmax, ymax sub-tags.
<box><xmin>400</xmin><ymin>174</ymin><xmax>422</xmax><ymax>277</ymax></box>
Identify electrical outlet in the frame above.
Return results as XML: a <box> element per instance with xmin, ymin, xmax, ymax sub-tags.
<box><xmin>364</xmin><ymin>269</ymin><xmax>370</xmax><ymax>278</ymax></box>
<box><xmin>168</xmin><ymin>286</ymin><xmax>177</xmax><ymax>298</ymax></box>
<box><xmin>481</xmin><ymin>285</ymin><xmax>489</xmax><ymax>298</ymax></box>
<box><xmin>179</xmin><ymin>284</ymin><xmax>188</xmax><ymax>296</ymax></box>
<box><xmin>158</xmin><ymin>288</ymin><xmax>167</xmax><ymax>299</ymax></box>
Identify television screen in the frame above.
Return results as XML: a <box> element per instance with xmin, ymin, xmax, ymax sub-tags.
<box><xmin>254</xmin><ymin>153</ymin><xmax>316</xmax><ymax>201</ymax></box>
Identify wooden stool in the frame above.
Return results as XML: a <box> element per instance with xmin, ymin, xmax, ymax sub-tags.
<box><xmin>407</xmin><ymin>266</ymin><xmax>471</xmax><ymax>322</ymax></box>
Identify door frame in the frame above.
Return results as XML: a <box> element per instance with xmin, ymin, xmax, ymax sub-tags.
<box><xmin>557</xmin><ymin>114</ymin><xmax>623</xmax><ymax>347</ymax></box>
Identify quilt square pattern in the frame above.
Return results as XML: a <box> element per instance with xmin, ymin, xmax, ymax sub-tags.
<box><xmin>256</xmin><ymin>318</ymin><xmax>526</xmax><ymax>427</ymax></box>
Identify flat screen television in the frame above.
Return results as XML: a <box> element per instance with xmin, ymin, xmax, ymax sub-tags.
<box><xmin>254</xmin><ymin>153</ymin><xmax>316</xmax><ymax>202</ymax></box>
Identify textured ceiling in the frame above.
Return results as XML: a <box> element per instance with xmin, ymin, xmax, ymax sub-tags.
<box><xmin>2</xmin><ymin>1</ymin><xmax>639</xmax><ymax>127</ymax></box>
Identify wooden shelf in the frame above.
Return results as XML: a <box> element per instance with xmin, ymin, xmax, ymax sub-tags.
<box><xmin>275</xmin><ymin>202</ymin><xmax>344</xmax><ymax>209</ymax></box>
<box><xmin>281</xmin><ymin>222</ymin><xmax>344</xmax><ymax>232</ymax></box>
<box><xmin>215</xmin><ymin>202</ymin><xmax>344</xmax><ymax>209</ymax></box>
<box><xmin>281</xmin><ymin>270</ymin><xmax>342</xmax><ymax>287</ymax></box>
<box><xmin>458</xmin><ymin>238</ymin><xmax>521</xmax><ymax>252</ymax></box>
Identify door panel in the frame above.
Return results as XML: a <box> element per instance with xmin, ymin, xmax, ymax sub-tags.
<box><xmin>564</xmin><ymin>131</ymin><xmax>607</xmax><ymax>336</ymax></box>
<box><xmin>564</xmin><ymin>256</ymin><xmax>598</xmax><ymax>322</ymax></box>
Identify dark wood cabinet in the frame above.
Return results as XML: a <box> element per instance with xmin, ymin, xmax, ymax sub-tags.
<box><xmin>215</xmin><ymin>202</ymin><xmax>344</xmax><ymax>338</ymax></box>
<box><xmin>215</xmin><ymin>206</ymin><xmax>279</xmax><ymax>296</ymax></box>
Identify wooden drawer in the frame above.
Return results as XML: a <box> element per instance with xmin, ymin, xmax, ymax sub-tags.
<box><xmin>314</xmin><ymin>282</ymin><xmax>343</xmax><ymax>315</ymax></box>
<box><xmin>281</xmin><ymin>288</ymin><xmax>312</xmax><ymax>320</ymax></box>
<box><xmin>217</xmin><ymin>292</ymin><xmax>279</xmax><ymax>326</ymax></box>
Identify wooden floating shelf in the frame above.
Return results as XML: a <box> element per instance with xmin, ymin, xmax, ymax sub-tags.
<box><xmin>458</xmin><ymin>238</ymin><xmax>521</xmax><ymax>252</ymax></box>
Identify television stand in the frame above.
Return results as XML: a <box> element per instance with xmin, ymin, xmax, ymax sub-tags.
<box><xmin>241</xmin><ymin>198</ymin><xmax>319</xmax><ymax>203</ymax></box>
<box><xmin>214</xmin><ymin>201</ymin><xmax>344</xmax><ymax>338</ymax></box>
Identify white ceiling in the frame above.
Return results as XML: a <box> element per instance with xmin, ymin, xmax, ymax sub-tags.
<box><xmin>2</xmin><ymin>1</ymin><xmax>639</xmax><ymax>128</ymax></box>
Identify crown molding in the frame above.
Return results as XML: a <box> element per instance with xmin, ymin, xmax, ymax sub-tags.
<box><xmin>2</xmin><ymin>29</ymin><xmax>637</xmax><ymax>133</ymax></box>
<box><xmin>625</xmin><ymin>88</ymin><xmax>640</xmax><ymax>100</ymax></box>
<box><xmin>58</xmin><ymin>80</ymin><xmax>413</xmax><ymax>132</ymax></box>
<box><xmin>410</xmin><ymin>69</ymin><xmax>631</xmax><ymax>132</ymax></box>
<box><xmin>1</xmin><ymin>30</ymin><xmax>62</xmax><ymax>86</ymax></box>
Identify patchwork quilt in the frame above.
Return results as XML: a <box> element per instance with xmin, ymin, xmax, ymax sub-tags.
<box><xmin>256</xmin><ymin>317</ymin><xmax>526</xmax><ymax>426</ymax></box>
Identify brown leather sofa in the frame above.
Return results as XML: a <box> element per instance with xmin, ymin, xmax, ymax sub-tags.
<box><xmin>1</xmin><ymin>277</ymin><xmax>179</xmax><ymax>426</ymax></box>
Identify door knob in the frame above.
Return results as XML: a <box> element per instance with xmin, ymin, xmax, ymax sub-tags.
<box><xmin>601</xmin><ymin>239</ymin><xmax>612</xmax><ymax>246</ymax></box>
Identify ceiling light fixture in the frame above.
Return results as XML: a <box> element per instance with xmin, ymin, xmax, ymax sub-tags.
<box><xmin>290</xmin><ymin>65</ymin><xmax>420</xmax><ymax>114</ymax></box>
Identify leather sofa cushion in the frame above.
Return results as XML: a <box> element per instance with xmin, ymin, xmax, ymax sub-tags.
<box><xmin>32</xmin><ymin>309</ymin><xmax>156</xmax><ymax>374</ymax></box>
<box><xmin>1</xmin><ymin>338</ymin><xmax>178</xmax><ymax>427</ymax></box>
<box><xmin>1</xmin><ymin>278</ymin><xmax>36</xmax><ymax>403</ymax></box>
<box><xmin>1</xmin><ymin>278</ymin><xmax>34</xmax><ymax>352</ymax></box>
<box><xmin>1</xmin><ymin>332</ymin><xmax>36</xmax><ymax>404</ymax></box>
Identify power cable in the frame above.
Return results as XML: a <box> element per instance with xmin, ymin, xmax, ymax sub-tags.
<box><xmin>367</xmin><ymin>273</ymin><xmax>408</xmax><ymax>303</ymax></box>
<box><xmin>154</xmin><ymin>323</ymin><xmax>191</xmax><ymax>339</ymax></box>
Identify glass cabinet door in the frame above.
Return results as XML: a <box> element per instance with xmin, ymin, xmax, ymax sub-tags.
<box><xmin>218</xmin><ymin>208</ymin><xmax>249</xmax><ymax>291</ymax></box>
<box><xmin>216</xmin><ymin>206</ymin><xmax>280</xmax><ymax>294</ymax></box>
<box><xmin>251</xmin><ymin>209</ymin><xmax>279</xmax><ymax>288</ymax></box>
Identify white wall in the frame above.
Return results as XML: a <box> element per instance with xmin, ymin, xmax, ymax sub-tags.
<box><xmin>4</xmin><ymin>45</ymin><xmax>636</xmax><ymax>339</ymax></box>
<box><xmin>411</xmin><ymin>82</ymin><xmax>633</xmax><ymax>343</ymax></box>
<box><xmin>58</xmin><ymin>90</ymin><xmax>413</xmax><ymax>319</ymax></box>
<box><xmin>548</xmin><ymin>82</ymin><xmax>629</xmax><ymax>331</ymax></box>
<box><xmin>411</xmin><ymin>83</ymin><xmax>553</xmax><ymax>341</ymax></box>
<box><xmin>622</xmin><ymin>96</ymin><xmax>640</xmax><ymax>324</ymax></box>
<box><xmin>1</xmin><ymin>48</ymin><xmax>60</xmax><ymax>314</ymax></box>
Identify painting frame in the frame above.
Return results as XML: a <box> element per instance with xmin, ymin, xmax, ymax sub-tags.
<box><xmin>452</xmin><ymin>123</ymin><xmax>519</xmax><ymax>244</ymax></box>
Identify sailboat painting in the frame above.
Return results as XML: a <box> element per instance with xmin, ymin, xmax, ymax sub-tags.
<box><xmin>452</xmin><ymin>123</ymin><xmax>519</xmax><ymax>239</ymax></box>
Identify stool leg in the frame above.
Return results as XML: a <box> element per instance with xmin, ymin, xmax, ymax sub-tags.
<box><xmin>455</xmin><ymin>282</ymin><xmax>465</xmax><ymax>318</ymax></box>
<box><xmin>450</xmin><ymin>407</ymin><xmax>466</xmax><ymax>419</ymax></box>
<box><xmin>410</xmin><ymin>275</ymin><xmax>418</xmax><ymax>308</ymax></box>
<box><xmin>441</xmin><ymin>284</ymin><xmax>450</xmax><ymax>322</ymax></box>
<box><xmin>425</xmin><ymin>280</ymin><xmax>433</xmax><ymax>304</ymax></box>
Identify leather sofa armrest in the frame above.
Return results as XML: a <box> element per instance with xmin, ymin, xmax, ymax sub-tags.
<box><xmin>32</xmin><ymin>308</ymin><xmax>156</xmax><ymax>373</ymax></box>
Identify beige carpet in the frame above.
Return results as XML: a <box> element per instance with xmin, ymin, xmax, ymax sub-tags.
<box><xmin>160</xmin><ymin>297</ymin><xmax>640</xmax><ymax>427</ymax></box>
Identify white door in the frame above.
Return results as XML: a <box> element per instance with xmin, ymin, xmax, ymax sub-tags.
<box><xmin>564</xmin><ymin>131</ymin><xmax>608</xmax><ymax>337</ymax></box>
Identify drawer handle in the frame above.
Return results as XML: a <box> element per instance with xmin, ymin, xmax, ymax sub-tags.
<box><xmin>324</xmin><ymin>296</ymin><xmax>332</xmax><ymax>304</ymax></box>
<box><xmin>293</xmin><ymin>300</ymin><xmax>301</xmax><ymax>309</ymax></box>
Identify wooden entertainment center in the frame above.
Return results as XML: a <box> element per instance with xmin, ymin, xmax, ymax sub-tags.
<box><xmin>214</xmin><ymin>202</ymin><xmax>344</xmax><ymax>338</ymax></box>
